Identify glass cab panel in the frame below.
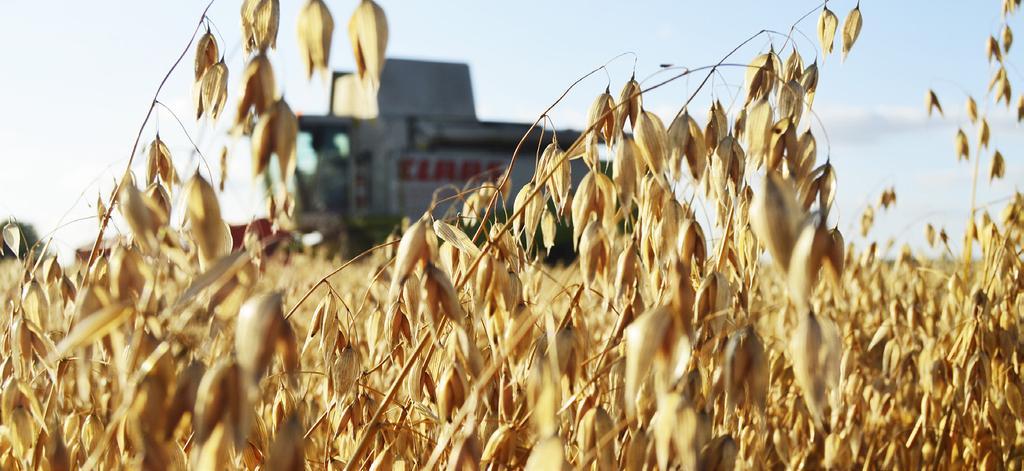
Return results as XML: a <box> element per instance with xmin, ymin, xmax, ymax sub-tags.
<box><xmin>293</xmin><ymin>123</ymin><xmax>352</xmax><ymax>214</ymax></box>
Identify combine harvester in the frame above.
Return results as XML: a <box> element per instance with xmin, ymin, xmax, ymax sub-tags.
<box><xmin>288</xmin><ymin>58</ymin><xmax>586</xmax><ymax>254</ymax></box>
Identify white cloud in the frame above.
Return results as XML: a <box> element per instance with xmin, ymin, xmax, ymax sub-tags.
<box><xmin>813</xmin><ymin>104</ymin><xmax>934</xmax><ymax>145</ymax></box>
<box><xmin>815</xmin><ymin>103</ymin><xmax>1020</xmax><ymax>146</ymax></box>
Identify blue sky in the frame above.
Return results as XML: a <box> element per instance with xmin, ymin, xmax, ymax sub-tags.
<box><xmin>0</xmin><ymin>1</ymin><xmax>1020</xmax><ymax>259</ymax></box>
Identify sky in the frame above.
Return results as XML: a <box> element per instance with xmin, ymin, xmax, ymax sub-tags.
<box><xmin>0</xmin><ymin>0</ymin><xmax>1020</xmax><ymax>261</ymax></box>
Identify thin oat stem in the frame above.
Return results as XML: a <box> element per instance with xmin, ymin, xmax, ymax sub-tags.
<box><xmin>342</xmin><ymin>331</ymin><xmax>431</xmax><ymax>470</ymax></box>
<box><xmin>964</xmin><ymin>140</ymin><xmax>984</xmax><ymax>277</ymax></box>
<box><xmin>780</xmin><ymin>2</ymin><xmax>828</xmax><ymax>53</ymax></box>
<box><xmin>285</xmin><ymin>239</ymin><xmax>400</xmax><ymax>320</ymax></box>
<box><xmin>154</xmin><ymin>100</ymin><xmax>214</xmax><ymax>179</ymax></box>
<box><xmin>82</xmin><ymin>0</ymin><xmax>217</xmax><ymax>282</ymax></box>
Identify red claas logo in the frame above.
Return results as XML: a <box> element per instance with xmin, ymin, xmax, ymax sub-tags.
<box><xmin>399</xmin><ymin>158</ymin><xmax>506</xmax><ymax>182</ymax></box>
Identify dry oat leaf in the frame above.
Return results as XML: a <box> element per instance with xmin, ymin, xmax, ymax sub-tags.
<box><xmin>195</xmin><ymin>29</ymin><xmax>219</xmax><ymax>80</ymax></box>
<box><xmin>784</xmin><ymin>47</ymin><xmax>804</xmax><ymax>82</ymax></box>
<box><xmin>195</xmin><ymin>360</ymin><xmax>248</xmax><ymax>447</ymax></box>
<box><xmin>433</xmin><ymin>220</ymin><xmax>481</xmax><ymax>260</ymax></box>
<box><xmin>243</xmin><ymin>0</ymin><xmax>280</xmax><ymax>53</ymax></box>
<box><xmin>525</xmin><ymin>436</ymin><xmax>569</xmax><ymax>471</ymax></box>
<box><xmin>701</xmin><ymin>435</ymin><xmax>738</xmax><ymax>471</ymax></box>
<box><xmin>297</xmin><ymin>0</ymin><xmax>335</xmax><ymax>80</ymax></box>
<box><xmin>236</xmin><ymin>293</ymin><xmax>287</xmax><ymax>383</ymax></box>
<box><xmin>624</xmin><ymin>306</ymin><xmax>671</xmax><ymax>420</ymax></box>
<box><xmin>46</xmin><ymin>417</ymin><xmax>71</xmax><ymax>471</ymax></box>
<box><xmin>995</xmin><ymin>68</ymin><xmax>1013</xmax><ymax>106</ymax></box>
<box><xmin>186</xmin><ymin>172</ymin><xmax>229</xmax><ymax>267</ymax></box>
<box><xmin>348</xmin><ymin>0</ymin><xmax>389</xmax><ymax>92</ymax></box>
<box><xmin>250</xmin><ymin>98</ymin><xmax>297</xmax><ymax>187</ymax></box>
<box><xmin>990</xmin><ymin>150</ymin><xmax>1006</xmax><ymax>181</ymax></box>
<box><xmin>788</xmin><ymin>218</ymin><xmax>830</xmax><ymax>308</ymax></box>
<box><xmin>965</xmin><ymin>96</ymin><xmax>978</xmax><ymax>123</ymax></box>
<box><xmin>330</xmin><ymin>346</ymin><xmax>359</xmax><ymax>398</ymax></box>
<box><xmin>841</xmin><ymin>3</ymin><xmax>863</xmax><ymax>61</ymax></box>
<box><xmin>110</xmin><ymin>244</ymin><xmax>148</xmax><ymax>300</ymax></box>
<box><xmin>236</xmin><ymin>53</ymin><xmax>276</xmax><ymax>125</ymax></box>
<box><xmin>273</xmin><ymin>99</ymin><xmax>298</xmax><ymax>184</ymax></box>
<box><xmin>778</xmin><ymin>80</ymin><xmax>805</xmax><ymax>124</ymax></box>
<box><xmin>4</xmin><ymin>394</ymin><xmax>36</xmax><ymax>457</ymax></box>
<box><xmin>579</xmin><ymin>219</ymin><xmax>610</xmax><ymax>291</ymax></box>
<box><xmin>818</xmin><ymin>6</ymin><xmax>839</xmax><ymax>56</ymax></box>
<box><xmin>146</xmin><ymin>136</ymin><xmax>176</xmax><ymax>184</ymax></box>
<box><xmin>196</xmin><ymin>424</ymin><xmax>230</xmax><ymax>469</ymax></box>
<box><xmin>768</xmin><ymin>118</ymin><xmax>794</xmax><ymax>173</ymax></box>
<box><xmin>587</xmin><ymin>90</ymin><xmax>616</xmax><ymax>147</ymax></box>
<box><xmin>666</xmin><ymin>113</ymin><xmax>690</xmax><ymax>180</ymax></box>
<box><xmin>926</xmin><ymin>89</ymin><xmax>943</xmax><ymax>116</ymax></box>
<box><xmin>617</xmin><ymin>75</ymin><xmax>643</xmax><ymax>131</ymax></box>
<box><xmin>635</xmin><ymin>109</ymin><xmax>669</xmax><ymax>176</ymax></box>
<box><xmin>3</xmin><ymin>222</ymin><xmax>20</xmax><ymax>257</ymax></box>
<box><xmin>683</xmin><ymin>112</ymin><xmax>707</xmax><ymax>180</ymax></box>
<box><xmin>541</xmin><ymin>210</ymin><xmax>557</xmax><ymax>252</ymax></box>
<box><xmin>165</xmin><ymin>362</ymin><xmax>206</xmax><ymax>439</ymax></box>
<box><xmin>955</xmin><ymin>128</ymin><xmax>969</xmax><ymax>161</ymax></box>
<box><xmin>789</xmin><ymin>311</ymin><xmax>840</xmax><ymax>432</ymax></box>
<box><xmin>745</xmin><ymin>98</ymin><xmax>774</xmax><ymax>165</ymax></box>
<box><xmin>52</xmin><ymin>303</ymin><xmax>131</xmax><ymax>360</ymax></box>
<box><xmin>745</xmin><ymin>52</ymin><xmax>781</xmax><ymax>104</ymax></box>
<box><xmin>678</xmin><ymin>218</ymin><xmax>707</xmax><ymax>267</ymax></box>
<box><xmin>924</xmin><ymin>223</ymin><xmax>937</xmax><ymax>246</ymax></box>
<box><xmin>614</xmin><ymin>239</ymin><xmax>638</xmax><ymax>303</ymax></box>
<box><xmin>176</xmin><ymin>250</ymin><xmax>251</xmax><ymax>308</ymax></box>
<box><xmin>652</xmin><ymin>394</ymin><xmax>682</xmax><ymax>469</ymax></box>
<box><xmin>436</xmin><ymin>364</ymin><xmax>466</xmax><ymax>421</ymax></box>
<box><xmin>578</xmin><ymin>407</ymin><xmax>616</xmax><ymax>469</ymax></box>
<box><xmin>707</xmin><ymin>101</ymin><xmax>729</xmax><ymax>146</ymax></box>
<box><xmin>822</xmin><ymin>227</ymin><xmax>844</xmax><ymax>288</ymax></box>
<box><xmin>802</xmin><ymin>61</ymin><xmax>819</xmax><ymax>108</ymax></box>
<box><xmin>724</xmin><ymin>327</ymin><xmax>768</xmax><ymax>414</ymax></box>
<box><xmin>540</xmin><ymin>140</ymin><xmax>572</xmax><ymax>212</ymax></box>
<box><xmin>614</xmin><ymin>135</ymin><xmax>640</xmax><ymax>212</ymax></box>
<box><xmin>750</xmin><ymin>172</ymin><xmax>804</xmax><ymax>273</ymax></box>
<box><xmin>978</xmin><ymin>118</ymin><xmax>990</xmax><ymax>149</ymax></box>
<box><xmin>146</xmin><ymin>182</ymin><xmax>172</xmax><ymax>222</ymax></box>
<box><xmin>119</xmin><ymin>179</ymin><xmax>161</xmax><ymax>249</ymax></box>
<box><xmin>200</xmin><ymin>60</ymin><xmax>229</xmax><ymax>121</ymax></box>
<box><xmin>988</xmin><ymin>35</ymin><xmax>1003</xmax><ymax>63</ymax></box>
<box><xmin>390</xmin><ymin>217</ymin><xmax>431</xmax><ymax>299</ymax></box>
<box><xmin>241</xmin><ymin>0</ymin><xmax>258</xmax><ymax>51</ymax></box>
<box><xmin>989</xmin><ymin>66</ymin><xmax>1008</xmax><ymax>96</ymax></box>
<box><xmin>251</xmin><ymin>107</ymin><xmax>275</xmax><ymax>177</ymax></box>
<box><xmin>266</xmin><ymin>415</ymin><xmax>304</xmax><ymax>470</ymax></box>
<box><xmin>815</xmin><ymin>162</ymin><xmax>837</xmax><ymax>214</ymax></box>
<box><xmin>512</xmin><ymin>182</ymin><xmax>536</xmax><ymax>240</ymax></box>
<box><xmin>572</xmin><ymin>172</ymin><xmax>597</xmax><ymax>245</ymax></box>
<box><xmin>423</xmin><ymin>262</ymin><xmax>467</xmax><ymax>328</ymax></box>
<box><xmin>623</xmin><ymin>430</ymin><xmax>651</xmax><ymax>471</ymax></box>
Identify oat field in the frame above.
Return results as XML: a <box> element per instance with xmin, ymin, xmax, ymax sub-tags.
<box><xmin>1</xmin><ymin>0</ymin><xmax>1023</xmax><ymax>469</ymax></box>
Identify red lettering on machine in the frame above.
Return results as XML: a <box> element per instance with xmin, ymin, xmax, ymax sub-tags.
<box><xmin>399</xmin><ymin>158</ymin><xmax>506</xmax><ymax>182</ymax></box>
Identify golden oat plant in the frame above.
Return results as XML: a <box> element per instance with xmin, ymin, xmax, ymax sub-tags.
<box><xmin>1</xmin><ymin>0</ymin><xmax>1023</xmax><ymax>470</ymax></box>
